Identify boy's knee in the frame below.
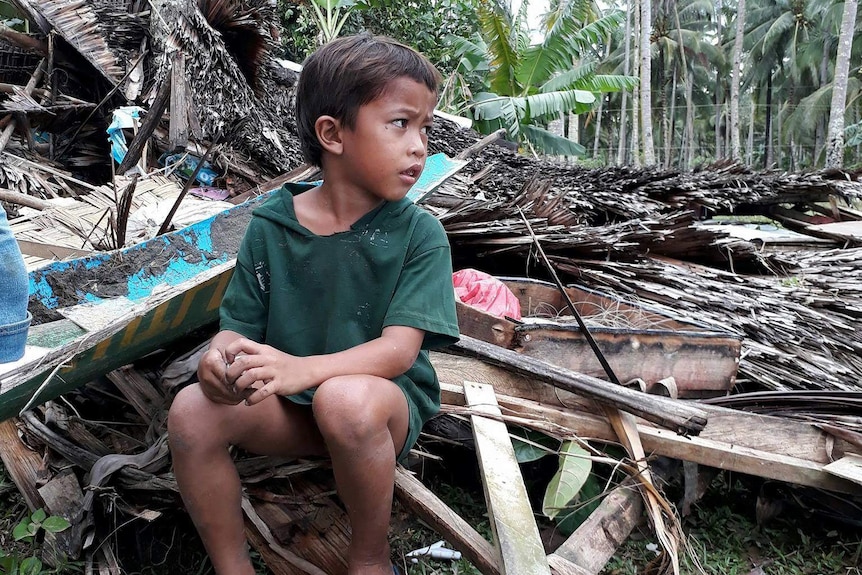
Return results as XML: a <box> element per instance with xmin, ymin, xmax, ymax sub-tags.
<box><xmin>168</xmin><ymin>384</ymin><xmax>219</xmax><ymax>449</ymax></box>
<box><xmin>312</xmin><ymin>377</ymin><xmax>381</xmax><ymax>446</ymax></box>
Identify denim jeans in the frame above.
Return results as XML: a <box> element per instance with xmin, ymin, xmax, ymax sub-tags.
<box><xmin>0</xmin><ymin>204</ymin><xmax>30</xmax><ymax>362</ymax></box>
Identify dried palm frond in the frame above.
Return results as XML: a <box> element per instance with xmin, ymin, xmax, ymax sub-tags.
<box><xmin>25</xmin><ymin>0</ymin><xmax>125</xmax><ymax>85</ymax></box>
<box><xmin>148</xmin><ymin>0</ymin><xmax>301</xmax><ymax>174</ymax></box>
<box><xmin>196</xmin><ymin>0</ymin><xmax>274</xmax><ymax>91</ymax></box>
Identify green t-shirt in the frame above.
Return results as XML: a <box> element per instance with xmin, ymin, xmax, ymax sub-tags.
<box><xmin>220</xmin><ymin>183</ymin><xmax>460</xmax><ymax>458</ymax></box>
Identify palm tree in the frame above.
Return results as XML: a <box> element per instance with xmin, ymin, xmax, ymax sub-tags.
<box><xmin>729</xmin><ymin>0</ymin><xmax>746</xmax><ymax>160</ymax></box>
<box><xmin>746</xmin><ymin>0</ymin><xmax>820</xmax><ymax>167</ymax></box>
<box><xmin>443</xmin><ymin>0</ymin><xmax>636</xmax><ymax>157</ymax></box>
<box><xmin>826</xmin><ymin>0</ymin><xmax>858</xmax><ymax>167</ymax></box>
<box><xmin>640</xmin><ymin>0</ymin><xmax>656</xmax><ymax>164</ymax></box>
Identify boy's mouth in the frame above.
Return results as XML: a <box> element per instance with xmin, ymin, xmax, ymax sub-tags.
<box><xmin>400</xmin><ymin>164</ymin><xmax>422</xmax><ymax>183</ymax></box>
<box><xmin>402</xmin><ymin>166</ymin><xmax>420</xmax><ymax>177</ymax></box>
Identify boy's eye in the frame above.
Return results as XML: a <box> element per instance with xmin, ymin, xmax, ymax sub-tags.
<box><xmin>422</xmin><ymin>125</ymin><xmax>433</xmax><ymax>136</ymax></box>
<box><xmin>393</xmin><ymin>119</ymin><xmax>407</xmax><ymax>128</ymax></box>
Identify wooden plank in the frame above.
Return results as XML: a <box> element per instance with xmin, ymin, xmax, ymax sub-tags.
<box><xmin>38</xmin><ymin>470</ymin><xmax>86</xmax><ymax>566</ymax></box>
<box><xmin>453</xmin><ymin>336</ymin><xmax>708</xmax><ymax>435</ymax></box>
<box><xmin>823</xmin><ymin>454</ymin><xmax>862</xmax><ymax>486</ymax></box>
<box><xmin>442</xmin><ymin>383</ymin><xmax>862</xmax><ymax>494</ymax></box>
<box><xmin>106</xmin><ymin>367</ymin><xmax>165</xmax><ymax>421</ymax></box>
<box><xmin>433</xmin><ymin>353</ymin><xmax>854</xmax><ymax>465</ymax></box>
<box><xmin>433</xmin><ymin>351</ymin><xmax>595</xmax><ymax>412</ymax></box>
<box><xmin>549</xmin><ymin>482</ymin><xmax>643</xmax><ymax>574</ymax></box>
<box><xmin>547</xmin><ymin>555</ymin><xmax>592</xmax><ymax>575</ymax></box>
<box><xmin>454</xmin><ymin>279</ymin><xmax>742</xmax><ymax>398</ymax></box>
<box><xmin>116</xmin><ymin>77</ymin><xmax>171</xmax><ymax>174</ymax></box>
<box><xmin>0</xmin><ymin>419</ymin><xmax>46</xmax><ymax>511</ymax></box>
<box><xmin>464</xmin><ymin>381</ymin><xmax>551</xmax><ymax>575</ymax></box>
<box><xmin>394</xmin><ymin>466</ymin><xmax>501</xmax><ymax>575</ymax></box>
<box><xmin>806</xmin><ymin>221</ymin><xmax>862</xmax><ymax>242</ymax></box>
<box><xmin>169</xmin><ymin>51</ymin><xmax>189</xmax><ymax>149</ymax></box>
<box><xmin>16</xmin><ymin>239</ymin><xmax>92</xmax><ymax>260</ymax></box>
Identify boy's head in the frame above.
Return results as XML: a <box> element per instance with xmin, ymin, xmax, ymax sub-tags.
<box><xmin>296</xmin><ymin>34</ymin><xmax>442</xmax><ymax>167</ymax></box>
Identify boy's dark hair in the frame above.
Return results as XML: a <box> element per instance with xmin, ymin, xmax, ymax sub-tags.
<box><xmin>296</xmin><ymin>33</ymin><xmax>442</xmax><ymax>167</ymax></box>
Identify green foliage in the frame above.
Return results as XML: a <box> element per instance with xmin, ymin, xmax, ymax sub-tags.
<box><xmin>442</xmin><ymin>0</ymin><xmax>635</xmax><ymax>157</ymax></box>
<box><xmin>277</xmin><ymin>0</ymin><xmax>479</xmax><ymax>73</ymax></box>
<box><xmin>307</xmin><ymin>0</ymin><xmax>357</xmax><ymax>45</ymax></box>
<box><xmin>510</xmin><ymin>426</ymin><xmax>558</xmax><ymax>463</ymax></box>
<box><xmin>0</xmin><ymin>1</ymin><xmax>25</xmax><ymax>30</ymax></box>
<box><xmin>12</xmin><ymin>509</ymin><xmax>70</xmax><ymax>544</ymax></box>
<box><xmin>541</xmin><ymin>440</ymin><xmax>591</xmax><ymax>520</ymax></box>
<box><xmin>552</xmin><ymin>472</ymin><xmax>602</xmax><ymax>537</ymax></box>
<box><xmin>846</xmin><ymin>120</ymin><xmax>862</xmax><ymax>147</ymax></box>
<box><xmin>0</xmin><ymin>509</ymin><xmax>71</xmax><ymax>575</ymax></box>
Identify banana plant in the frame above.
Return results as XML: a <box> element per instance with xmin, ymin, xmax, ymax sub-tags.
<box><xmin>443</xmin><ymin>0</ymin><xmax>636</xmax><ymax>157</ymax></box>
<box><xmin>307</xmin><ymin>0</ymin><xmax>357</xmax><ymax>45</ymax></box>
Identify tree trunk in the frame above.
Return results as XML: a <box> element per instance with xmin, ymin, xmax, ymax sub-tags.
<box><xmin>714</xmin><ymin>71</ymin><xmax>723</xmax><ymax>159</ymax></box>
<box><xmin>776</xmin><ymin>100</ymin><xmax>783</xmax><ymax>168</ymax></box>
<box><xmin>664</xmin><ymin>66</ymin><xmax>677</xmax><ymax>168</ymax></box>
<box><xmin>593</xmin><ymin>95</ymin><xmax>604</xmax><ymax>160</ymax></box>
<box><xmin>815</xmin><ymin>38</ymin><xmax>830</xmax><ymax>165</ymax></box>
<box><xmin>617</xmin><ymin>0</ymin><xmax>633</xmax><ymax>165</ymax></box>
<box><xmin>826</xmin><ymin>0</ymin><xmax>858</xmax><ymax>168</ymax></box>
<box><xmin>764</xmin><ymin>73</ymin><xmax>773</xmax><ymax>168</ymax></box>
<box><xmin>729</xmin><ymin>0</ymin><xmax>745</xmax><ymax>160</ymax></box>
<box><xmin>746</xmin><ymin>93</ymin><xmax>755</xmax><ymax>166</ymax></box>
<box><xmin>631</xmin><ymin>0</ymin><xmax>641</xmax><ymax>167</ymax></box>
<box><xmin>639</xmin><ymin>0</ymin><xmax>655</xmax><ymax>165</ymax></box>
<box><xmin>684</xmin><ymin>74</ymin><xmax>694</xmax><ymax>169</ymax></box>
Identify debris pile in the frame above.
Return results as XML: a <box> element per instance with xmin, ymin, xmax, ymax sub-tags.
<box><xmin>1</xmin><ymin>2</ymin><xmax>862</xmax><ymax>575</ymax></box>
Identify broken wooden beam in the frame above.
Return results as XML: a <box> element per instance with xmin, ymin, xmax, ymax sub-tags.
<box><xmin>0</xmin><ymin>419</ymin><xmax>46</xmax><ymax>511</ymax></box>
<box><xmin>450</xmin><ymin>336</ymin><xmax>708</xmax><ymax>435</ymax></box>
<box><xmin>0</xmin><ymin>59</ymin><xmax>46</xmax><ymax>154</ymax></box>
<box><xmin>465</xmin><ymin>381</ymin><xmax>551</xmax><ymax>575</ymax></box>
<box><xmin>440</xmin><ymin>383</ymin><xmax>862</xmax><ymax>494</ymax></box>
<box><xmin>547</xmin><ymin>480</ymin><xmax>643</xmax><ymax>574</ymax></box>
<box><xmin>116</xmin><ymin>77</ymin><xmax>172</xmax><ymax>174</ymax></box>
<box><xmin>394</xmin><ymin>466</ymin><xmax>502</xmax><ymax>575</ymax></box>
<box><xmin>169</xmin><ymin>51</ymin><xmax>189</xmax><ymax>150</ymax></box>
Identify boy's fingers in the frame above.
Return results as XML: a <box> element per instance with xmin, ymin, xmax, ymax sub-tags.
<box><xmin>226</xmin><ymin>354</ymin><xmax>266</xmax><ymax>383</ymax></box>
<box><xmin>244</xmin><ymin>382</ymin><xmax>275</xmax><ymax>406</ymax></box>
<box><xmin>233</xmin><ymin>367</ymin><xmax>266</xmax><ymax>390</ymax></box>
<box><xmin>224</xmin><ymin>338</ymin><xmax>262</xmax><ymax>362</ymax></box>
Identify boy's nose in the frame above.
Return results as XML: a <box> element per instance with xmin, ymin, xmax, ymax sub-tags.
<box><xmin>409</xmin><ymin>135</ymin><xmax>426</xmax><ymax>157</ymax></box>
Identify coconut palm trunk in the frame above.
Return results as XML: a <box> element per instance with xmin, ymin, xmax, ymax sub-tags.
<box><xmin>640</xmin><ymin>0</ymin><xmax>655</xmax><ymax>164</ymax></box>
<box><xmin>616</xmin><ymin>0</ymin><xmax>633</xmax><ymax>165</ymax></box>
<box><xmin>825</xmin><ymin>0</ymin><xmax>858</xmax><ymax>168</ymax></box>
<box><xmin>729</xmin><ymin>0</ymin><xmax>745</xmax><ymax>161</ymax></box>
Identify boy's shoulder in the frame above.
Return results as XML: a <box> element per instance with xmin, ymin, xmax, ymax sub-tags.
<box><xmin>248</xmin><ymin>183</ymin><xmax>310</xmax><ymax>227</ymax></box>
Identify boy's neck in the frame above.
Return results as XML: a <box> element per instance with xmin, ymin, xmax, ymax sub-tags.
<box><xmin>293</xmin><ymin>178</ymin><xmax>385</xmax><ymax>235</ymax></box>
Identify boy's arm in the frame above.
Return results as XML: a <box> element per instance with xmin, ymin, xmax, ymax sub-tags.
<box><xmin>224</xmin><ymin>325</ymin><xmax>424</xmax><ymax>405</ymax></box>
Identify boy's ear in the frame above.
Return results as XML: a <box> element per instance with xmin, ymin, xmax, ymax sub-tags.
<box><xmin>315</xmin><ymin>115</ymin><xmax>343</xmax><ymax>156</ymax></box>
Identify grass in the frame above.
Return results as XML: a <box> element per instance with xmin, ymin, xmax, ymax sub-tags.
<box><xmin>1</xmin><ymin>453</ymin><xmax>860</xmax><ymax>575</ymax></box>
<box><xmin>603</xmin><ymin>473</ymin><xmax>862</xmax><ymax>575</ymax></box>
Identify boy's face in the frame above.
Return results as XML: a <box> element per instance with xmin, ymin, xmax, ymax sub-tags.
<box><xmin>338</xmin><ymin>76</ymin><xmax>436</xmax><ymax>203</ymax></box>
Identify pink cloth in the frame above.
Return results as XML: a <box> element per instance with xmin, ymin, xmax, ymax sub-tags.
<box><xmin>453</xmin><ymin>269</ymin><xmax>522</xmax><ymax>320</ymax></box>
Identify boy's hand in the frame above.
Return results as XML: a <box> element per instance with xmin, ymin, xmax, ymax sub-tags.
<box><xmin>197</xmin><ymin>348</ymin><xmax>247</xmax><ymax>405</ymax></box>
<box><xmin>224</xmin><ymin>338</ymin><xmax>316</xmax><ymax>405</ymax></box>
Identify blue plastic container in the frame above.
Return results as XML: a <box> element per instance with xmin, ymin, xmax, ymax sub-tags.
<box><xmin>0</xmin><ymin>204</ymin><xmax>30</xmax><ymax>363</ymax></box>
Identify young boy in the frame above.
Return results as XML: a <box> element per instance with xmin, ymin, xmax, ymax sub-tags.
<box><xmin>167</xmin><ymin>34</ymin><xmax>460</xmax><ymax>575</ymax></box>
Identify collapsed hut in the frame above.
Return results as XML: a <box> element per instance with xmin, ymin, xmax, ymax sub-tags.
<box><xmin>1</xmin><ymin>1</ymin><xmax>861</xmax><ymax>574</ymax></box>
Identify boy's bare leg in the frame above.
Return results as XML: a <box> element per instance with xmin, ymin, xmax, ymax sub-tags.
<box><xmin>313</xmin><ymin>375</ymin><xmax>410</xmax><ymax>575</ymax></box>
<box><xmin>168</xmin><ymin>383</ymin><xmax>326</xmax><ymax>575</ymax></box>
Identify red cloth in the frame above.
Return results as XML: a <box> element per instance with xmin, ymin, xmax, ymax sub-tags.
<box><xmin>453</xmin><ymin>269</ymin><xmax>522</xmax><ymax>320</ymax></box>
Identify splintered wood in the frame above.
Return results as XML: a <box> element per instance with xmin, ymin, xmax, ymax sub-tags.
<box><xmin>464</xmin><ymin>381</ymin><xmax>551</xmax><ymax>575</ymax></box>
